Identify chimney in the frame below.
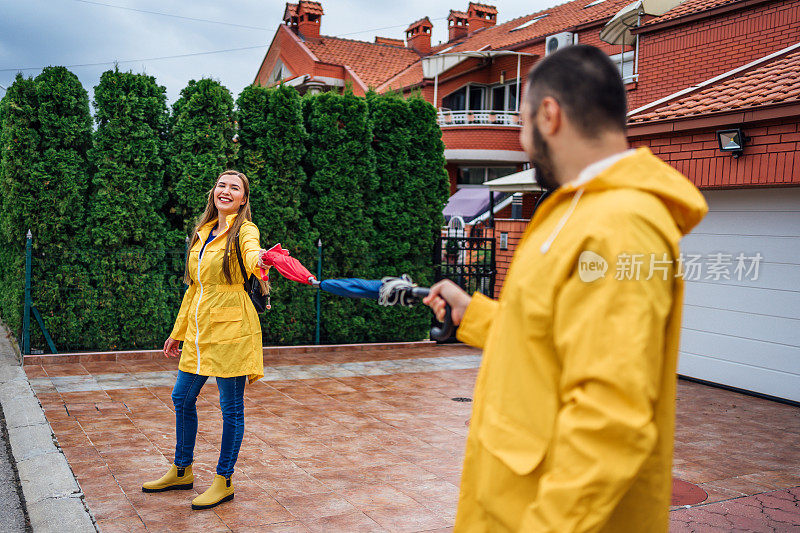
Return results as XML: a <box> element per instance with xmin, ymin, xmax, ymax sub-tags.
<box><xmin>283</xmin><ymin>3</ymin><xmax>299</xmax><ymax>34</ymax></box>
<box><xmin>375</xmin><ymin>36</ymin><xmax>405</xmax><ymax>47</ymax></box>
<box><xmin>447</xmin><ymin>10</ymin><xmax>469</xmax><ymax>42</ymax></box>
<box><xmin>405</xmin><ymin>17</ymin><xmax>433</xmax><ymax>55</ymax></box>
<box><xmin>467</xmin><ymin>2</ymin><xmax>497</xmax><ymax>32</ymax></box>
<box><xmin>296</xmin><ymin>1</ymin><xmax>323</xmax><ymax>39</ymax></box>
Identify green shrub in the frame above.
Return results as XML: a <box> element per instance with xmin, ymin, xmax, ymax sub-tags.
<box><xmin>86</xmin><ymin>68</ymin><xmax>175</xmax><ymax>350</ymax></box>
<box><xmin>0</xmin><ymin>74</ymin><xmax>39</xmax><ymax>334</ymax></box>
<box><xmin>237</xmin><ymin>84</ymin><xmax>316</xmax><ymax>344</ymax></box>
<box><xmin>303</xmin><ymin>90</ymin><xmax>378</xmax><ymax>343</ymax></box>
<box><xmin>169</xmin><ymin>78</ymin><xmax>237</xmax><ymax>235</ymax></box>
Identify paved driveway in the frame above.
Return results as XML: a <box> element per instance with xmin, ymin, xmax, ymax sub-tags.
<box><xmin>25</xmin><ymin>345</ymin><xmax>800</xmax><ymax>532</ymax></box>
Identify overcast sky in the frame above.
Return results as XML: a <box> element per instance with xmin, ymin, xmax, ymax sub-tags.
<box><xmin>0</xmin><ymin>0</ymin><xmax>556</xmax><ymax>105</ymax></box>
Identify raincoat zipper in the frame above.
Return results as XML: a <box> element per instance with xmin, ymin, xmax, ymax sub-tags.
<box><xmin>194</xmin><ymin>227</ymin><xmax>226</xmax><ymax>375</ymax></box>
<box><xmin>194</xmin><ymin>244</ymin><xmax>205</xmax><ymax>375</ymax></box>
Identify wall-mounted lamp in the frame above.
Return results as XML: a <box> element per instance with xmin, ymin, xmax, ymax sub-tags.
<box><xmin>717</xmin><ymin>128</ymin><xmax>749</xmax><ymax>159</ymax></box>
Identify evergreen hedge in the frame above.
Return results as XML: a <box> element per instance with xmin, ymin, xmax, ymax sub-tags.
<box><xmin>169</xmin><ymin>78</ymin><xmax>237</xmax><ymax>236</ymax></box>
<box><xmin>0</xmin><ymin>74</ymin><xmax>39</xmax><ymax>335</ymax></box>
<box><xmin>0</xmin><ymin>74</ymin><xmax>449</xmax><ymax>351</ymax></box>
<box><xmin>406</xmin><ymin>95</ymin><xmax>450</xmax><ymax>277</ymax></box>
<box><xmin>237</xmin><ymin>84</ymin><xmax>316</xmax><ymax>345</ymax></box>
<box><xmin>360</xmin><ymin>92</ymin><xmax>449</xmax><ymax>342</ymax></box>
<box><xmin>29</xmin><ymin>67</ymin><xmax>94</xmax><ymax>348</ymax></box>
<box><xmin>86</xmin><ymin>68</ymin><xmax>175</xmax><ymax>350</ymax></box>
<box><xmin>303</xmin><ymin>90</ymin><xmax>378</xmax><ymax>344</ymax></box>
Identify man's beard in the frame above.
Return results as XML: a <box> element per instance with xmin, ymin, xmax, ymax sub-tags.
<box><xmin>531</xmin><ymin>124</ymin><xmax>559</xmax><ymax>192</ymax></box>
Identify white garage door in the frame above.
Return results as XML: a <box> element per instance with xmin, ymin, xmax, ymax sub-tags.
<box><xmin>678</xmin><ymin>188</ymin><xmax>800</xmax><ymax>403</ymax></box>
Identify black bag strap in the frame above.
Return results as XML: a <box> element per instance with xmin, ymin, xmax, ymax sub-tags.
<box><xmin>233</xmin><ymin>232</ymin><xmax>253</xmax><ymax>292</ymax></box>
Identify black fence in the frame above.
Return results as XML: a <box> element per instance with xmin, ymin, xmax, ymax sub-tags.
<box><xmin>434</xmin><ymin>226</ymin><xmax>496</xmax><ymax>298</ymax></box>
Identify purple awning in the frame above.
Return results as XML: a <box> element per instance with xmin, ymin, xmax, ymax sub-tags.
<box><xmin>443</xmin><ymin>188</ymin><xmax>507</xmax><ymax>223</ymax></box>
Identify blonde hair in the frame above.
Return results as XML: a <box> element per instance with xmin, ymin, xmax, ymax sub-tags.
<box><xmin>183</xmin><ymin>170</ymin><xmax>268</xmax><ymax>295</ymax></box>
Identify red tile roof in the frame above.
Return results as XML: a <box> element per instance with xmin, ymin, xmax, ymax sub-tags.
<box><xmin>446</xmin><ymin>0</ymin><xmax>633</xmax><ymax>53</ymax></box>
<box><xmin>374</xmin><ymin>36</ymin><xmax>406</xmax><ymax>47</ymax></box>
<box><xmin>283</xmin><ymin>3</ymin><xmax>297</xmax><ymax>20</ymax></box>
<box><xmin>642</xmin><ymin>0</ymin><xmax>742</xmax><ymax>26</ymax></box>
<box><xmin>449</xmin><ymin>10</ymin><xmax>468</xmax><ymax>20</ymax></box>
<box><xmin>304</xmin><ymin>36</ymin><xmax>422</xmax><ymax>88</ymax></box>
<box><xmin>378</xmin><ymin>61</ymin><xmax>425</xmax><ymax>91</ymax></box>
<box><xmin>281</xmin><ymin>0</ymin><xmax>759</xmax><ymax>94</ymax></box>
<box><xmin>629</xmin><ymin>48</ymin><xmax>800</xmax><ymax>123</ymax></box>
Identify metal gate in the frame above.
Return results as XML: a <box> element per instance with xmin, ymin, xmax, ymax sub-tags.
<box><xmin>434</xmin><ymin>224</ymin><xmax>496</xmax><ymax>299</ymax></box>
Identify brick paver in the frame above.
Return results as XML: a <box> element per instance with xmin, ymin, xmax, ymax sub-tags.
<box><xmin>25</xmin><ymin>345</ymin><xmax>800</xmax><ymax>532</ymax></box>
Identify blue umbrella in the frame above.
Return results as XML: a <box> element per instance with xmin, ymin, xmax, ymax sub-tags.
<box><xmin>319</xmin><ymin>278</ymin><xmax>382</xmax><ymax>300</ymax></box>
<box><xmin>314</xmin><ymin>275</ymin><xmax>454</xmax><ymax>341</ymax></box>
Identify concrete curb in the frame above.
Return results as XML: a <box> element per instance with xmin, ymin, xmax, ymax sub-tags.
<box><xmin>0</xmin><ymin>325</ymin><xmax>97</xmax><ymax>533</ymax></box>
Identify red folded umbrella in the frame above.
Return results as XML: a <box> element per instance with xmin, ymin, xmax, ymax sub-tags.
<box><xmin>260</xmin><ymin>244</ymin><xmax>316</xmax><ymax>285</ymax></box>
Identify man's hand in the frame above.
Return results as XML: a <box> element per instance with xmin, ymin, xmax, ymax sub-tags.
<box><xmin>163</xmin><ymin>337</ymin><xmax>181</xmax><ymax>358</ymax></box>
<box><xmin>422</xmin><ymin>279</ymin><xmax>471</xmax><ymax>325</ymax></box>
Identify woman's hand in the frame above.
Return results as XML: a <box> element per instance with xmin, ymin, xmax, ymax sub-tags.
<box><xmin>163</xmin><ymin>337</ymin><xmax>181</xmax><ymax>358</ymax></box>
<box><xmin>257</xmin><ymin>249</ymin><xmax>268</xmax><ymax>270</ymax></box>
<box><xmin>422</xmin><ymin>279</ymin><xmax>472</xmax><ymax>325</ymax></box>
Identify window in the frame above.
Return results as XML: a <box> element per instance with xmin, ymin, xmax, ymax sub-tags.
<box><xmin>457</xmin><ymin>166</ymin><xmax>517</xmax><ymax>187</ymax></box>
<box><xmin>507</xmin><ymin>83</ymin><xmax>518</xmax><ymax>112</ymax></box>
<box><xmin>492</xmin><ymin>86</ymin><xmax>506</xmax><ymax>111</ymax></box>
<box><xmin>469</xmin><ymin>86</ymin><xmax>486</xmax><ymax>111</ymax></box>
<box><xmin>442</xmin><ymin>85</ymin><xmax>488</xmax><ymax>111</ymax></box>
<box><xmin>268</xmin><ymin>59</ymin><xmax>292</xmax><ymax>85</ymax></box>
<box><xmin>610</xmin><ymin>51</ymin><xmax>636</xmax><ymax>82</ymax></box>
<box><xmin>491</xmin><ymin>82</ymin><xmax>518</xmax><ymax>112</ymax></box>
<box><xmin>510</xmin><ymin>14</ymin><xmax>548</xmax><ymax>32</ymax></box>
<box><xmin>488</xmin><ymin>167</ymin><xmax>517</xmax><ymax>181</ymax></box>
<box><xmin>442</xmin><ymin>87</ymin><xmax>466</xmax><ymax>111</ymax></box>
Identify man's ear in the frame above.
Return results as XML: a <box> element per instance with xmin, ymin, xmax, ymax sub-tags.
<box><xmin>537</xmin><ymin>96</ymin><xmax>562</xmax><ymax>137</ymax></box>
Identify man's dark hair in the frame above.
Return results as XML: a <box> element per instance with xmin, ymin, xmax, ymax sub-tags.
<box><xmin>525</xmin><ymin>44</ymin><xmax>627</xmax><ymax>136</ymax></box>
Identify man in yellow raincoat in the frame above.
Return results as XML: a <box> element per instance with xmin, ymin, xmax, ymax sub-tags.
<box><xmin>424</xmin><ymin>45</ymin><xmax>708</xmax><ymax>532</ymax></box>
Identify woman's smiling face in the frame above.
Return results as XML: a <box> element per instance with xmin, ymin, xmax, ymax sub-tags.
<box><xmin>214</xmin><ymin>174</ymin><xmax>246</xmax><ymax>216</ymax></box>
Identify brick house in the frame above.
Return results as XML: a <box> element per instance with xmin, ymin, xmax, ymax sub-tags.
<box><xmin>254</xmin><ymin>0</ymin><xmax>641</xmax><ymax>217</ymax></box>
<box><xmin>255</xmin><ymin>0</ymin><xmax>800</xmax><ymax>402</ymax></box>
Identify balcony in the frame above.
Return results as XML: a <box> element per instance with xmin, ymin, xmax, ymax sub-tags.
<box><xmin>437</xmin><ymin>109</ymin><xmax>522</xmax><ymax>128</ymax></box>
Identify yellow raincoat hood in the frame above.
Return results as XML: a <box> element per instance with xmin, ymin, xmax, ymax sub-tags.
<box><xmin>454</xmin><ymin>148</ymin><xmax>707</xmax><ymax>532</ymax></box>
<box><xmin>534</xmin><ymin>147</ymin><xmax>708</xmax><ymax>252</ymax></box>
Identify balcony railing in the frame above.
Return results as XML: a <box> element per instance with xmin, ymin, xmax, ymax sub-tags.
<box><xmin>437</xmin><ymin>109</ymin><xmax>522</xmax><ymax>127</ymax></box>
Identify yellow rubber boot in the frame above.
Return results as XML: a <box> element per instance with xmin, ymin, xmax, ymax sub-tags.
<box><xmin>142</xmin><ymin>464</ymin><xmax>194</xmax><ymax>493</ymax></box>
<box><xmin>191</xmin><ymin>474</ymin><xmax>234</xmax><ymax>510</ymax></box>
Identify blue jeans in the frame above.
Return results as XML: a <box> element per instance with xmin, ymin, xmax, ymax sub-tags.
<box><xmin>172</xmin><ymin>370</ymin><xmax>246</xmax><ymax>478</ymax></box>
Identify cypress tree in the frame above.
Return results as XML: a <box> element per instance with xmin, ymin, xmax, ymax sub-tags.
<box><xmin>364</xmin><ymin>91</ymin><xmax>424</xmax><ymax>341</ymax></box>
<box><xmin>87</xmin><ymin>68</ymin><xmax>173</xmax><ymax>350</ymax></box>
<box><xmin>0</xmin><ymin>68</ymin><xmax>97</xmax><ymax>349</ymax></box>
<box><xmin>237</xmin><ymin>84</ymin><xmax>315</xmax><ymax>344</ymax></box>
<box><xmin>30</xmin><ymin>67</ymin><xmax>94</xmax><ymax>349</ymax></box>
<box><xmin>304</xmin><ymin>90</ymin><xmax>377</xmax><ymax>343</ymax></box>
<box><xmin>168</xmin><ymin>78</ymin><xmax>237</xmax><ymax>236</ymax></box>
<box><xmin>0</xmin><ymin>74</ymin><xmax>39</xmax><ymax>334</ymax></box>
<box><xmin>406</xmin><ymin>95</ymin><xmax>449</xmax><ymax>282</ymax></box>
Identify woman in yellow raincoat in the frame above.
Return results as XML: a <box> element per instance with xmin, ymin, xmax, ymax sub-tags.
<box><xmin>142</xmin><ymin>170</ymin><xmax>269</xmax><ymax>510</ymax></box>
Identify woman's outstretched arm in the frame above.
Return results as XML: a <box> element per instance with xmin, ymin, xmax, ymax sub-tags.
<box><xmin>239</xmin><ymin>222</ymin><xmax>263</xmax><ymax>278</ymax></box>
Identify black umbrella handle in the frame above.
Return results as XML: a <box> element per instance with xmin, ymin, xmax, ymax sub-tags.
<box><xmin>410</xmin><ymin>287</ymin><xmax>454</xmax><ymax>342</ymax></box>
